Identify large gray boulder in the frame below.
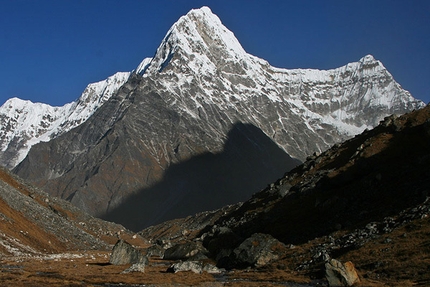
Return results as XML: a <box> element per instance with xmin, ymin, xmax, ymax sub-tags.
<box><xmin>110</xmin><ymin>239</ymin><xmax>147</xmax><ymax>265</ymax></box>
<box><xmin>217</xmin><ymin>233</ymin><xmax>286</xmax><ymax>269</ymax></box>
<box><xmin>233</xmin><ymin>233</ymin><xmax>286</xmax><ymax>268</ymax></box>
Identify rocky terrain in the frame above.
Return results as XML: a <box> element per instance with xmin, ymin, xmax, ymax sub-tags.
<box><xmin>10</xmin><ymin>7</ymin><xmax>424</xmax><ymax>232</ymax></box>
<box><xmin>0</xmin><ymin>166</ymin><xmax>143</xmax><ymax>255</ymax></box>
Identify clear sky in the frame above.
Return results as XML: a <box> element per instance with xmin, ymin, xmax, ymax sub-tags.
<box><xmin>1</xmin><ymin>0</ymin><xmax>429</xmax><ymax>106</ymax></box>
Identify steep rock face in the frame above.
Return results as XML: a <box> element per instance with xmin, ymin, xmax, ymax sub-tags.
<box><xmin>13</xmin><ymin>7</ymin><xmax>424</xmax><ymax>230</ymax></box>
<box><xmin>0</xmin><ymin>72</ymin><xmax>130</xmax><ymax>168</ymax></box>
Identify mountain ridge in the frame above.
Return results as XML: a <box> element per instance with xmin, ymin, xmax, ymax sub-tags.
<box><xmin>0</xmin><ymin>71</ymin><xmax>130</xmax><ymax>168</ymax></box>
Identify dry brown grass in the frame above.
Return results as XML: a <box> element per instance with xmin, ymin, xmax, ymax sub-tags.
<box><xmin>0</xmin><ymin>251</ymin><xmax>314</xmax><ymax>287</ymax></box>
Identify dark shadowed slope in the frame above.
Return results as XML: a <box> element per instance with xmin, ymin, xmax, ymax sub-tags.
<box><xmin>201</xmin><ymin>105</ymin><xmax>430</xmax><ymax>245</ymax></box>
<box><xmin>103</xmin><ymin>122</ymin><xmax>300</xmax><ymax>231</ymax></box>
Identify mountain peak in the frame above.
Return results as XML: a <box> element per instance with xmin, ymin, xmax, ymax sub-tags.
<box><xmin>358</xmin><ymin>54</ymin><xmax>383</xmax><ymax>68</ymax></box>
<box><xmin>360</xmin><ymin>54</ymin><xmax>376</xmax><ymax>63</ymax></box>
<box><xmin>143</xmin><ymin>6</ymin><xmax>247</xmax><ymax>76</ymax></box>
<box><xmin>185</xmin><ymin>6</ymin><xmax>216</xmax><ymax>20</ymax></box>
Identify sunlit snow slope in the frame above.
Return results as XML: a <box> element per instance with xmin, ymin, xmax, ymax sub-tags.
<box><xmin>0</xmin><ymin>72</ymin><xmax>130</xmax><ymax>168</ymax></box>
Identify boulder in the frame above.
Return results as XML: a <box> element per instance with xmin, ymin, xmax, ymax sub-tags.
<box><xmin>146</xmin><ymin>244</ymin><xmax>165</xmax><ymax>258</ymax></box>
<box><xmin>110</xmin><ymin>239</ymin><xmax>147</xmax><ymax>265</ymax></box>
<box><xmin>220</xmin><ymin>233</ymin><xmax>286</xmax><ymax>268</ymax></box>
<box><xmin>163</xmin><ymin>241</ymin><xmax>208</xmax><ymax>260</ymax></box>
<box><xmin>325</xmin><ymin>258</ymin><xmax>360</xmax><ymax>286</ymax></box>
<box><xmin>155</xmin><ymin>238</ymin><xmax>173</xmax><ymax>249</ymax></box>
<box><xmin>205</xmin><ymin>226</ymin><xmax>242</xmax><ymax>259</ymax></box>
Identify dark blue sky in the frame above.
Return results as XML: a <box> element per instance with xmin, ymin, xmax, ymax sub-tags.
<box><xmin>1</xmin><ymin>0</ymin><xmax>429</xmax><ymax>106</ymax></box>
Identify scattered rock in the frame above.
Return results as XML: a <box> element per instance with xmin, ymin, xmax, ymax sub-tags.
<box><xmin>110</xmin><ymin>239</ymin><xmax>146</xmax><ymax>265</ymax></box>
<box><xmin>220</xmin><ymin>233</ymin><xmax>286</xmax><ymax>268</ymax></box>
<box><xmin>146</xmin><ymin>244</ymin><xmax>165</xmax><ymax>258</ymax></box>
<box><xmin>203</xmin><ymin>263</ymin><xmax>223</xmax><ymax>274</ymax></box>
<box><xmin>203</xmin><ymin>226</ymin><xmax>242</xmax><ymax>262</ymax></box>
<box><xmin>155</xmin><ymin>238</ymin><xmax>173</xmax><ymax>249</ymax></box>
<box><xmin>325</xmin><ymin>258</ymin><xmax>360</xmax><ymax>286</ymax></box>
<box><xmin>163</xmin><ymin>241</ymin><xmax>208</xmax><ymax>260</ymax></box>
<box><xmin>167</xmin><ymin>261</ymin><xmax>223</xmax><ymax>274</ymax></box>
<box><xmin>167</xmin><ymin>261</ymin><xmax>203</xmax><ymax>274</ymax></box>
<box><xmin>121</xmin><ymin>262</ymin><xmax>147</xmax><ymax>273</ymax></box>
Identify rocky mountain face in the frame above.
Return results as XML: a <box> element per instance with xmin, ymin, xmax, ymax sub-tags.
<box><xmin>0</xmin><ymin>72</ymin><xmax>130</xmax><ymax>169</ymax></box>
<box><xmin>0</xmin><ymin>166</ymin><xmax>143</xmax><ymax>257</ymax></box>
<box><xmin>140</xmin><ymin>104</ymin><xmax>430</xmax><ymax>285</ymax></box>
<box><xmin>11</xmin><ymin>7</ymin><xmax>424</xmax><ymax>231</ymax></box>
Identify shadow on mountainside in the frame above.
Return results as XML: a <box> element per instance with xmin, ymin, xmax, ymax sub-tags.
<box><xmin>102</xmin><ymin>122</ymin><xmax>301</xmax><ymax>232</ymax></box>
<box><xmin>206</xmin><ymin>107</ymin><xmax>430</xmax><ymax>247</ymax></box>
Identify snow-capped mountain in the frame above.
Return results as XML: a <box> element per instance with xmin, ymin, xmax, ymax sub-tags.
<box><xmin>0</xmin><ymin>72</ymin><xmax>130</xmax><ymax>168</ymax></box>
<box><xmin>11</xmin><ymin>7</ymin><xmax>425</xmax><ymax>231</ymax></box>
<box><xmin>135</xmin><ymin>6</ymin><xmax>424</xmax><ymax>160</ymax></box>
